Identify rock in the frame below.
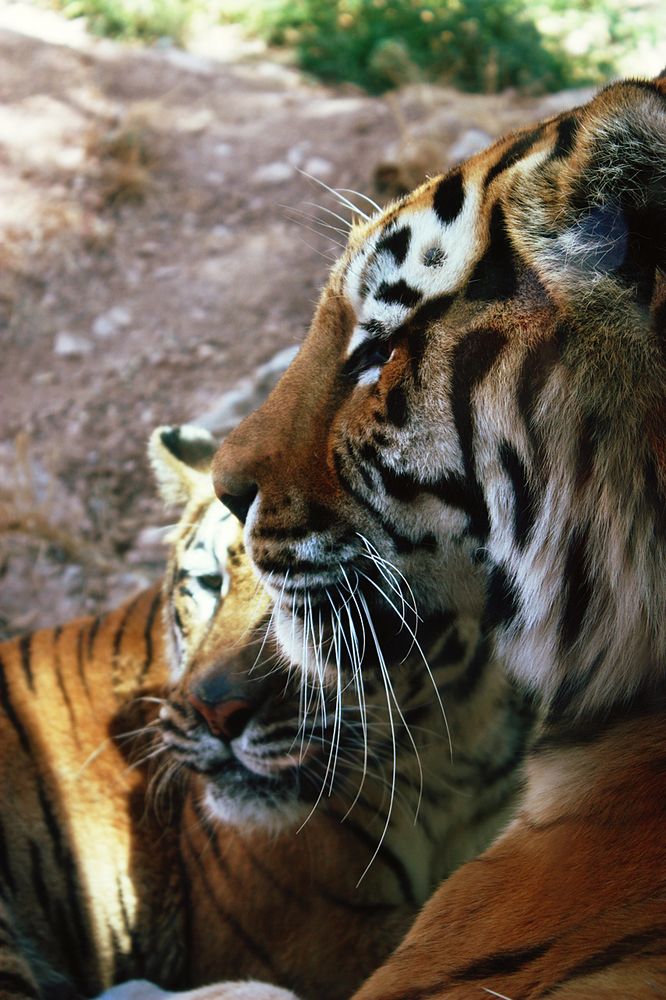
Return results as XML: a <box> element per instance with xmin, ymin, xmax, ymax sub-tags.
<box><xmin>447</xmin><ymin>128</ymin><xmax>492</xmax><ymax>165</ymax></box>
<box><xmin>213</xmin><ymin>142</ymin><xmax>233</xmax><ymax>158</ymax></box>
<box><xmin>286</xmin><ymin>141</ymin><xmax>311</xmax><ymax>167</ymax></box>
<box><xmin>133</xmin><ymin>525</ymin><xmax>169</xmax><ymax>550</ymax></box>
<box><xmin>303</xmin><ymin>156</ymin><xmax>334</xmax><ymax>178</ymax></box>
<box><xmin>194</xmin><ymin>343</ymin><xmax>299</xmax><ymax>436</ymax></box>
<box><xmin>251</xmin><ymin>161</ymin><xmax>294</xmax><ymax>185</ymax></box>
<box><xmin>92</xmin><ymin>306</ymin><xmax>132</xmax><ymax>339</ymax></box>
<box><xmin>54</xmin><ymin>332</ymin><xmax>91</xmax><ymax>356</ymax></box>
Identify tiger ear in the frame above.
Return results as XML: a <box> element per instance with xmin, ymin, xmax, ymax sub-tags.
<box><xmin>148</xmin><ymin>424</ymin><xmax>218</xmax><ymax>509</ymax></box>
<box><xmin>521</xmin><ymin>78</ymin><xmax>666</xmax><ymax>300</ymax></box>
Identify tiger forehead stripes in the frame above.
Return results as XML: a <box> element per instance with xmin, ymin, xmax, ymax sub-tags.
<box><xmin>213</xmin><ymin>76</ymin><xmax>666</xmax><ymax>722</ymax></box>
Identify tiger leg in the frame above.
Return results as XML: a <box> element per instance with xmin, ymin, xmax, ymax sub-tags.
<box><xmin>0</xmin><ymin>898</ymin><xmax>39</xmax><ymax>1000</ymax></box>
<box><xmin>97</xmin><ymin>981</ymin><xmax>299</xmax><ymax>1000</ymax></box>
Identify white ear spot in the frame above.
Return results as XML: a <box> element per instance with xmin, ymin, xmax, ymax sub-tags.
<box><xmin>423</xmin><ymin>246</ymin><xmax>446</xmax><ymax>268</ymax></box>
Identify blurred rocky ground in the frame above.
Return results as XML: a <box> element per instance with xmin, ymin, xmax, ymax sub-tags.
<box><xmin>0</xmin><ymin>1</ymin><xmax>596</xmax><ymax>636</ymax></box>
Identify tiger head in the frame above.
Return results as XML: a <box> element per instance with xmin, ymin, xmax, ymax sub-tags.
<box><xmin>149</xmin><ymin>424</ymin><xmax>513</xmax><ymax>853</ymax></box>
<box><xmin>212</xmin><ymin>78</ymin><xmax>666</xmax><ymax>722</ymax></box>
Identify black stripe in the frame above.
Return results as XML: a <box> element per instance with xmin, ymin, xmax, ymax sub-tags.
<box><xmin>430</xmin><ymin>472</ymin><xmax>489</xmax><ymax>535</ymax></box>
<box><xmin>76</xmin><ymin>622</ymin><xmax>94</xmax><ymax>702</ymax></box>
<box><xmin>466</xmin><ymin>202</ymin><xmax>518</xmax><ymax>302</ymax></box>
<box><xmin>53</xmin><ymin>630</ymin><xmax>79</xmax><ymax>741</ymax></box>
<box><xmin>29</xmin><ymin>840</ymin><xmax>52</xmax><ymax>920</ymax></box>
<box><xmin>332</xmin><ymin>449</ymin><xmax>437</xmax><ymax>554</ymax></box>
<box><xmin>18</xmin><ymin>635</ymin><xmax>33</xmax><ymax>691</ymax></box>
<box><xmin>375</xmin><ymin>225</ymin><xmax>411</xmax><ymax>265</ymax></box>
<box><xmin>369</xmin><ymin>451</ymin><xmax>491</xmax><ymax>545</ymax></box>
<box><xmin>35</xmin><ymin>780</ymin><xmax>90</xmax><ymax>953</ymax></box>
<box><xmin>189</xmin><ymin>795</ymin><xmax>232</xmax><ymax>878</ymax></box>
<box><xmin>0</xmin><ymin>909</ymin><xmax>16</xmax><ymax>940</ymax></box>
<box><xmin>375</xmin><ymin>279</ymin><xmax>422</xmax><ymax>308</ymax></box>
<box><xmin>433</xmin><ymin>170</ymin><xmax>465</xmax><ymax>224</ymax></box>
<box><xmin>449</xmin><ymin>326</ymin><xmax>507</xmax><ymax>538</ymax></box>
<box><xmin>339</xmin><ymin>815</ymin><xmax>417</xmax><ymax>905</ymax></box>
<box><xmin>0</xmin><ymin>818</ymin><xmax>16</xmax><ymax>894</ymax></box>
<box><xmin>111</xmin><ymin>598</ymin><xmax>141</xmax><ymax>696</ymax></box>
<box><xmin>139</xmin><ymin>590</ymin><xmax>162</xmax><ymax>686</ymax></box>
<box><xmin>109</xmin><ymin>922</ymin><xmax>127</xmax><ymax>985</ymax></box>
<box><xmin>654</xmin><ymin>296</ymin><xmax>666</xmax><ymax>357</ymax></box>
<box><xmin>441</xmin><ymin>635</ymin><xmax>491</xmax><ymax>701</ymax></box>
<box><xmin>0</xmin><ymin>970</ymin><xmax>39</xmax><ymax>998</ymax></box>
<box><xmin>434</xmin><ymin>627</ymin><xmax>466</xmax><ymax>664</ymax></box>
<box><xmin>559</xmin><ymin>525</ymin><xmax>593</xmax><ymax>652</ymax></box>
<box><xmin>116</xmin><ymin>876</ymin><xmax>142</xmax><ymax>962</ymax></box>
<box><xmin>389</xmin><ymin>294</ymin><xmax>454</xmax><ymax>388</ymax></box>
<box><xmin>645</xmin><ymin>452</ymin><xmax>666</xmax><ymax>539</ymax></box>
<box><xmin>547</xmin><ymin>651</ymin><xmax>605</xmax><ymax>721</ymax></box>
<box><xmin>450</xmin><ymin>937</ymin><xmax>553</xmax><ymax>981</ymax></box>
<box><xmin>0</xmin><ymin>655</ymin><xmax>31</xmax><ymax>756</ymax></box>
<box><xmin>550</xmin><ymin>115</ymin><xmax>579</xmax><ymax>161</ymax></box>
<box><xmin>86</xmin><ymin>616</ymin><xmax>100</xmax><ymax>659</ymax></box>
<box><xmin>499</xmin><ymin>441</ymin><xmax>538</xmax><ymax>549</ymax></box>
<box><xmin>516</xmin><ymin>336</ymin><xmax>561</xmax><ymax>468</ymax></box>
<box><xmin>385</xmin><ymin>384</ymin><xmax>409</xmax><ymax>427</ymax></box>
<box><xmin>542</xmin><ymin>925</ymin><xmax>666</xmax><ymax>996</ymax></box>
<box><xmin>409</xmin><ymin>293</ymin><xmax>454</xmax><ymax>329</ymax></box>
<box><xmin>574</xmin><ymin>412</ymin><xmax>597</xmax><ymax>491</ymax></box>
<box><xmin>183</xmin><ymin>832</ymin><xmax>279</xmax><ymax>977</ymax></box>
<box><xmin>484</xmin><ymin>126</ymin><xmax>544</xmax><ymax>189</ymax></box>
<box><xmin>484</xmin><ymin>563</ymin><xmax>520</xmax><ymax>632</ymax></box>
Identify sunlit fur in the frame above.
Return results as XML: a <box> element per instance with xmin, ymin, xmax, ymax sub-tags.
<box><xmin>211</xmin><ymin>76</ymin><xmax>666</xmax><ymax>999</ymax></box>
<box><xmin>0</xmin><ymin>425</ymin><xmax>528</xmax><ymax>1000</ymax></box>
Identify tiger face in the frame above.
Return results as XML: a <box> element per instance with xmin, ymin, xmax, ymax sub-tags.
<box><xmin>213</xmin><ymin>78</ymin><xmax>666</xmax><ymax>721</ymax></box>
<box><xmin>148</xmin><ymin>426</ymin><xmax>528</xmax><ymax>866</ymax></box>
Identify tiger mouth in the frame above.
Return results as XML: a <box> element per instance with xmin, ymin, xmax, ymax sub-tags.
<box><xmin>158</xmin><ymin>701</ymin><xmax>347</xmax><ymax>821</ymax></box>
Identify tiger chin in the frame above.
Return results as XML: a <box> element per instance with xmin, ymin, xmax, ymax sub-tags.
<box><xmin>0</xmin><ymin>423</ymin><xmax>529</xmax><ymax>1000</ymax></box>
<box><xmin>210</xmin><ymin>74</ymin><xmax>666</xmax><ymax>1000</ymax></box>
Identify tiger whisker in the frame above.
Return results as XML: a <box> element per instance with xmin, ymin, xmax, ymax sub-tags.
<box><xmin>302</xmin><ymin>201</ymin><xmax>353</xmax><ymax>231</ymax></box>
<box><xmin>335</xmin><ymin>187</ymin><xmax>381</xmax><ymax>213</ymax></box>
<box><xmin>356</xmin><ymin>590</ymin><xmax>398</xmax><ymax>884</ymax></box>
<box><xmin>296</xmin><ymin>169</ymin><xmax>370</xmax><ymax>221</ymax></box>
<box><xmin>282</xmin><ymin>210</ymin><xmax>347</xmax><ymax>249</ymax></box>
<box><xmin>282</xmin><ymin>205</ymin><xmax>350</xmax><ymax>238</ymax></box>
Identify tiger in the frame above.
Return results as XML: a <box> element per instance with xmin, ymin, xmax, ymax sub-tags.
<box><xmin>0</xmin><ymin>423</ymin><xmax>529</xmax><ymax>1000</ymax></box>
<box><xmin>204</xmin><ymin>73</ymin><xmax>666</xmax><ymax>999</ymax></box>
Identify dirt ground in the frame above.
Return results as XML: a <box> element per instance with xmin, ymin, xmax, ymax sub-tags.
<box><xmin>0</xmin><ymin>1</ymin><xmax>595</xmax><ymax>637</ymax></box>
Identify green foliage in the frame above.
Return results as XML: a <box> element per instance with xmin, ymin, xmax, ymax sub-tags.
<box><xmin>55</xmin><ymin>0</ymin><xmax>198</xmax><ymax>45</ymax></box>
<box><xmin>247</xmin><ymin>0</ymin><xmax>613</xmax><ymax>94</ymax></box>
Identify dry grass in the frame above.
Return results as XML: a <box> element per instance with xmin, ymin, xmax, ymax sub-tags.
<box><xmin>0</xmin><ymin>433</ymin><xmax>104</xmax><ymax>566</ymax></box>
<box><xmin>86</xmin><ymin>109</ymin><xmax>160</xmax><ymax>208</ymax></box>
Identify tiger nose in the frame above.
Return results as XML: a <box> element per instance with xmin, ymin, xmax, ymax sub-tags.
<box><xmin>188</xmin><ymin>673</ymin><xmax>255</xmax><ymax>741</ymax></box>
<box><xmin>188</xmin><ymin>693</ymin><xmax>254</xmax><ymax>741</ymax></box>
<box><xmin>212</xmin><ymin>408</ymin><xmax>279</xmax><ymax>523</ymax></box>
<box><xmin>218</xmin><ymin>482</ymin><xmax>258</xmax><ymax>525</ymax></box>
